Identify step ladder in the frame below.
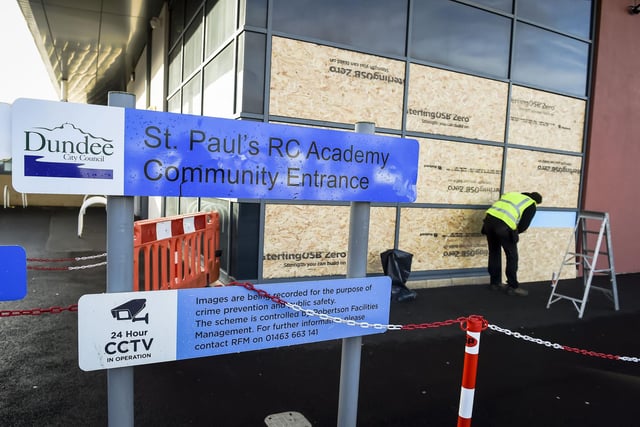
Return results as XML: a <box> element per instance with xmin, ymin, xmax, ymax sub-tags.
<box><xmin>546</xmin><ymin>211</ymin><xmax>619</xmax><ymax>319</ymax></box>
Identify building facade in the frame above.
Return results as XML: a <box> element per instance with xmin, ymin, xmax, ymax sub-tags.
<box><xmin>14</xmin><ymin>0</ymin><xmax>640</xmax><ymax>287</ymax></box>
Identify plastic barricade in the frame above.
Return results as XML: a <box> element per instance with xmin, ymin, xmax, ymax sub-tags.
<box><xmin>133</xmin><ymin>212</ymin><xmax>220</xmax><ymax>291</ymax></box>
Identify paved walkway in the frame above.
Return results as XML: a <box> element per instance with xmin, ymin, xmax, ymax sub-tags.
<box><xmin>0</xmin><ymin>207</ymin><xmax>638</xmax><ymax>426</ymax></box>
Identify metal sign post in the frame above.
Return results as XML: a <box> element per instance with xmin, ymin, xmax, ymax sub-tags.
<box><xmin>10</xmin><ymin>97</ymin><xmax>419</xmax><ymax>426</ymax></box>
<box><xmin>106</xmin><ymin>92</ymin><xmax>136</xmax><ymax>427</ymax></box>
<box><xmin>337</xmin><ymin>122</ymin><xmax>374</xmax><ymax>427</ymax></box>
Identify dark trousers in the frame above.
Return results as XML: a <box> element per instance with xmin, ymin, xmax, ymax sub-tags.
<box><xmin>483</xmin><ymin>215</ymin><xmax>520</xmax><ymax>287</ymax></box>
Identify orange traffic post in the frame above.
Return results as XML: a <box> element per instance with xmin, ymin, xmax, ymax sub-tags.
<box><xmin>457</xmin><ymin>315</ymin><xmax>487</xmax><ymax>427</ymax></box>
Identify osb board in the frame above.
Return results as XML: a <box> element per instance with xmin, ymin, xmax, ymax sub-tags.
<box><xmin>262</xmin><ymin>204</ymin><xmax>396</xmax><ymax>279</ymax></box>
<box><xmin>270</xmin><ymin>37</ymin><xmax>405</xmax><ymax>129</ymax></box>
<box><xmin>416</xmin><ymin>137</ymin><xmax>503</xmax><ymax>205</ymax></box>
<box><xmin>397</xmin><ymin>207</ymin><xmax>576</xmax><ymax>283</ymax></box>
<box><xmin>517</xmin><ymin>228</ymin><xmax>576</xmax><ymax>283</ymax></box>
<box><xmin>509</xmin><ymin>86</ymin><xmax>585</xmax><ymax>152</ymax></box>
<box><xmin>366</xmin><ymin>207</ymin><xmax>398</xmax><ymax>274</ymax></box>
<box><xmin>503</xmin><ymin>148</ymin><xmax>581</xmax><ymax>208</ymax></box>
<box><xmin>398</xmin><ymin>208</ymin><xmax>487</xmax><ymax>271</ymax></box>
<box><xmin>406</xmin><ymin>64</ymin><xmax>508</xmax><ymax>141</ymax></box>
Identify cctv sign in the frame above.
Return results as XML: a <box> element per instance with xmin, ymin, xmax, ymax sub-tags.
<box><xmin>78</xmin><ymin>291</ymin><xmax>177</xmax><ymax>370</ymax></box>
<box><xmin>78</xmin><ymin>277</ymin><xmax>391</xmax><ymax>371</ymax></box>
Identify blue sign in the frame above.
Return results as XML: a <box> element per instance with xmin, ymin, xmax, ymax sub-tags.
<box><xmin>175</xmin><ymin>278</ymin><xmax>391</xmax><ymax>360</ymax></box>
<box><xmin>12</xmin><ymin>99</ymin><xmax>419</xmax><ymax>201</ymax></box>
<box><xmin>0</xmin><ymin>246</ymin><xmax>27</xmax><ymax>301</ymax></box>
<box><xmin>123</xmin><ymin>109</ymin><xmax>419</xmax><ymax>202</ymax></box>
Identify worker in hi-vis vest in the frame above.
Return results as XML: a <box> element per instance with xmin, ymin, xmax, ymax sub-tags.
<box><xmin>481</xmin><ymin>192</ymin><xmax>542</xmax><ymax>297</ymax></box>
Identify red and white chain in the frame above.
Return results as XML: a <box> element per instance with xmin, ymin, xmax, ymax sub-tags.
<box><xmin>27</xmin><ymin>253</ymin><xmax>107</xmax><ymax>263</ymax></box>
<box><xmin>0</xmin><ymin>304</ymin><xmax>78</xmax><ymax>317</ymax></box>
<box><xmin>4</xmin><ymin>279</ymin><xmax>639</xmax><ymax>363</ymax></box>
<box><xmin>488</xmin><ymin>323</ymin><xmax>640</xmax><ymax>362</ymax></box>
<box><xmin>233</xmin><ymin>282</ymin><xmax>468</xmax><ymax>331</ymax></box>
<box><xmin>287</xmin><ymin>302</ymin><xmax>403</xmax><ymax>330</ymax></box>
<box><xmin>235</xmin><ymin>282</ymin><xmax>640</xmax><ymax>362</ymax></box>
<box><xmin>27</xmin><ymin>253</ymin><xmax>107</xmax><ymax>271</ymax></box>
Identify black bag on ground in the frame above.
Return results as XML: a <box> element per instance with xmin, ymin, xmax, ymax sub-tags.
<box><xmin>380</xmin><ymin>249</ymin><xmax>417</xmax><ymax>302</ymax></box>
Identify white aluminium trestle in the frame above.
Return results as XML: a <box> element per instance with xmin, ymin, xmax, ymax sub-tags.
<box><xmin>546</xmin><ymin>211</ymin><xmax>619</xmax><ymax>319</ymax></box>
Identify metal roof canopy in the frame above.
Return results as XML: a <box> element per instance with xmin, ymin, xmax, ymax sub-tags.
<box><xmin>18</xmin><ymin>0</ymin><xmax>164</xmax><ymax>105</ymax></box>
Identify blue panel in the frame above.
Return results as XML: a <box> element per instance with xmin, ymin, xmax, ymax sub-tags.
<box><xmin>175</xmin><ymin>277</ymin><xmax>391</xmax><ymax>360</ymax></box>
<box><xmin>123</xmin><ymin>109</ymin><xmax>419</xmax><ymax>202</ymax></box>
<box><xmin>0</xmin><ymin>246</ymin><xmax>27</xmax><ymax>301</ymax></box>
<box><xmin>530</xmin><ymin>210</ymin><xmax>576</xmax><ymax>228</ymax></box>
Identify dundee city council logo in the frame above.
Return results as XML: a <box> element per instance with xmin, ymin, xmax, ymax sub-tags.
<box><xmin>23</xmin><ymin>122</ymin><xmax>115</xmax><ymax>179</ymax></box>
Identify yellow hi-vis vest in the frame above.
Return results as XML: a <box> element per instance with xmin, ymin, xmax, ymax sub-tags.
<box><xmin>486</xmin><ymin>192</ymin><xmax>536</xmax><ymax>230</ymax></box>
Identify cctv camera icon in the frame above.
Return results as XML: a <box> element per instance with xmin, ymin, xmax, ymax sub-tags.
<box><xmin>111</xmin><ymin>299</ymin><xmax>149</xmax><ymax>324</ymax></box>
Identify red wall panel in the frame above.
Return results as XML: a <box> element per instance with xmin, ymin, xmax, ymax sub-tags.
<box><xmin>585</xmin><ymin>0</ymin><xmax>640</xmax><ymax>273</ymax></box>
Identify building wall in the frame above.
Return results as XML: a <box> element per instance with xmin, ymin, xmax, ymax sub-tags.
<box><xmin>584</xmin><ymin>0</ymin><xmax>640</xmax><ymax>274</ymax></box>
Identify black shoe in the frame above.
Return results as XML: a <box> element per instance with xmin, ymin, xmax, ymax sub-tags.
<box><xmin>395</xmin><ymin>287</ymin><xmax>417</xmax><ymax>302</ymax></box>
<box><xmin>489</xmin><ymin>283</ymin><xmax>507</xmax><ymax>292</ymax></box>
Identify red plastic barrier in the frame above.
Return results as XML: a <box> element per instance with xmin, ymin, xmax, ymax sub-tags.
<box><xmin>133</xmin><ymin>212</ymin><xmax>220</xmax><ymax>291</ymax></box>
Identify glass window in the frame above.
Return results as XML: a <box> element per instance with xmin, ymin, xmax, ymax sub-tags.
<box><xmin>242</xmin><ymin>0</ymin><xmax>267</xmax><ymax>28</ymax></box>
<box><xmin>513</xmin><ymin>23</ymin><xmax>589</xmax><ymax>96</ymax></box>
<box><xmin>185</xmin><ymin>1</ymin><xmax>203</xmax><ymax>24</ymax></box>
<box><xmin>206</xmin><ymin>0</ymin><xmax>237</xmax><ymax>58</ymax></box>
<box><xmin>169</xmin><ymin>0</ymin><xmax>185</xmax><ymax>47</ymax></box>
<box><xmin>182</xmin><ymin>73</ymin><xmax>202</xmax><ymax>115</ymax></box>
<box><xmin>180</xmin><ymin>197</ymin><xmax>199</xmax><ymax>213</ymax></box>
<box><xmin>165</xmin><ymin>197</ymin><xmax>179</xmax><ymax>216</ymax></box>
<box><xmin>183</xmin><ymin>16</ymin><xmax>204</xmax><ymax>79</ymax></box>
<box><xmin>168</xmin><ymin>93</ymin><xmax>181</xmax><ymax>113</ymax></box>
<box><xmin>517</xmin><ymin>0</ymin><xmax>592</xmax><ymax>39</ymax></box>
<box><xmin>272</xmin><ymin>0</ymin><xmax>408</xmax><ymax>57</ymax></box>
<box><xmin>199</xmin><ymin>197</ymin><xmax>230</xmax><ymax>271</ymax></box>
<box><xmin>168</xmin><ymin>46</ymin><xmax>182</xmax><ymax>94</ymax></box>
<box><xmin>470</xmin><ymin>0</ymin><xmax>513</xmax><ymax>13</ymax></box>
<box><xmin>237</xmin><ymin>32</ymin><xmax>265</xmax><ymax>115</ymax></box>
<box><xmin>1</xmin><ymin>160</ymin><xmax>11</xmax><ymax>173</ymax></box>
<box><xmin>203</xmin><ymin>43</ymin><xmax>235</xmax><ymax>118</ymax></box>
<box><xmin>411</xmin><ymin>1</ymin><xmax>511</xmax><ymax>78</ymax></box>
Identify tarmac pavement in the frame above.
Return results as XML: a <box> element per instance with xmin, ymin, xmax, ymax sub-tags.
<box><xmin>1</xmin><ymin>207</ymin><xmax>639</xmax><ymax>426</ymax></box>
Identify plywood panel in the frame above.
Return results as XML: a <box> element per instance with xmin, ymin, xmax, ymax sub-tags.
<box><xmin>407</xmin><ymin>64</ymin><xmax>508</xmax><ymax>141</ymax></box>
<box><xmin>398</xmin><ymin>208</ymin><xmax>487</xmax><ymax>271</ymax></box>
<box><xmin>270</xmin><ymin>37</ymin><xmax>405</xmax><ymax>129</ymax></box>
<box><xmin>262</xmin><ymin>204</ymin><xmax>396</xmax><ymax>279</ymax></box>
<box><xmin>367</xmin><ymin>207</ymin><xmax>398</xmax><ymax>274</ymax></box>
<box><xmin>416</xmin><ymin>137</ymin><xmax>503</xmax><ymax>204</ymax></box>
<box><xmin>504</xmin><ymin>148</ymin><xmax>581</xmax><ymax>208</ymax></box>
<box><xmin>398</xmin><ymin>207</ymin><xmax>576</xmax><ymax>283</ymax></box>
<box><xmin>509</xmin><ymin>86</ymin><xmax>585</xmax><ymax>152</ymax></box>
